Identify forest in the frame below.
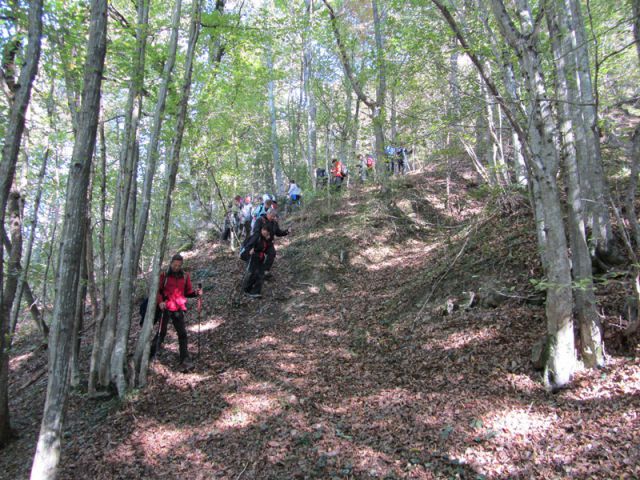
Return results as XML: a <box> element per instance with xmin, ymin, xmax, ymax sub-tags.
<box><xmin>1</xmin><ymin>0</ymin><xmax>639</xmax><ymax>478</ymax></box>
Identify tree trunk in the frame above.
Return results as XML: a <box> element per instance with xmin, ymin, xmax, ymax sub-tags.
<box><xmin>133</xmin><ymin>0</ymin><xmax>183</xmax><ymax>269</ymax></box>
<box><xmin>0</xmin><ymin>0</ymin><xmax>44</xmax><ymax>271</ymax></box>
<box><xmin>267</xmin><ymin>46</ymin><xmax>285</xmax><ymax>197</ymax></box>
<box><xmin>30</xmin><ymin>0</ymin><xmax>107</xmax><ymax>476</ymax></box>
<box><xmin>547</xmin><ymin>2</ymin><xmax>604</xmax><ymax>368</ymax></box>
<box><xmin>10</xmin><ymin>148</ymin><xmax>49</xmax><ymax>336</ymax></box>
<box><xmin>96</xmin><ymin>0</ymin><xmax>149</xmax><ymax>389</ymax></box>
<box><xmin>303</xmin><ymin>0</ymin><xmax>318</xmax><ymax>188</ymax></box>
<box><xmin>133</xmin><ymin>0</ymin><xmax>201</xmax><ymax>387</ymax></box>
<box><xmin>0</xmin><ymin>192</ymin><xmax>23</xmax><ymax>446</ymax></box>
<box><xmin>70</xmin><ymin>234</ymin><xmax>88</xmax><ymax>388</ymax></box>
<box><xmin>371</xmin><ymin>0</ymin><xmax>386</xmax><ymax>178</ymax></box>
<box><xmin>566</xmin><ymin>0</ymin><xmax>612</xmax><ymax>255</ymax></box>
<box><xmin>492</xmin><ymin>0</ymin><xmax>576</xmax><ymax>387</ymax></box>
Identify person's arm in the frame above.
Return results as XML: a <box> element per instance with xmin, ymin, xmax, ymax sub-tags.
<box><xmin>274</xmin><ymin>221</ymin><xmax>289</xmax><ymax>237</ymax></box>
<box><xmin>184</xmin><ymin>273</ymin><xmax>198</xmax><ymax>298</ymax></box>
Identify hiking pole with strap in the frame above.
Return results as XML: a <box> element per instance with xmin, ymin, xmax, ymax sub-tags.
<box><xmin>154</xmin><ymin>309</ymin><xmax>166</xmax><ymax>362</ymax></box>
<box><xmin>197</xmin><ymin>283</ymin><xmax>202</xmax><ymax>359</ymax></box>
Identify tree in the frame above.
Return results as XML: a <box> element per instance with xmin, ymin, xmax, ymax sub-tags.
<box><xmin>30</xmin><ymin>0</ymin><xmax>108</xmax><ymax>476</ymax></box>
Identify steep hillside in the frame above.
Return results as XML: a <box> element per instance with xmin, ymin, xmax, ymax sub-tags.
<box><xmin>3</xmin><ymin>166</ymin><xmax>639</xmax><ymax>480</ymax></box>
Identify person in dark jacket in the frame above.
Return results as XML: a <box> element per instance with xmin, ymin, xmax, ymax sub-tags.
<box><xmin>242</xmin><ymin>226</ymin><xmax>273</xmax><ymax>298</ymax></box>
<box><xmin>150</xmin><ymin>253</ymin><xmax>201</xmax><ymax>368</ymax></box>
<box><xmin>251</xmin><ymin>208</ymin><xmax>288</xmax><ymax>278</ymax></box>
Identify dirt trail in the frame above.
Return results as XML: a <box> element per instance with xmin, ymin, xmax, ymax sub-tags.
<box><xmin>3</xmin><ymin>174</ymin><xmax>639</xmax><ymax>480</ymax></box>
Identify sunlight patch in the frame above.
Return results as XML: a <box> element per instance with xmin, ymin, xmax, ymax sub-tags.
<box><xmin>187</xmin><ymin>317</ymin><xmax>224</xmax><ymax>333</ymax></box>
<box><xmin>215</xmin><ymin>392</ymin><xmax>282</xmax><ymax>430</ymax></box>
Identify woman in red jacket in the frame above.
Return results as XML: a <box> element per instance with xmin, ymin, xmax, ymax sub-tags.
<box><xmin>151</xmin><ymin>253</ymin><xmax>201</xmax><ymax>368</ymax></box>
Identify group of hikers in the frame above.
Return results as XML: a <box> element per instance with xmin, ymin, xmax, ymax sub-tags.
<box><xmin>316</xmin><ymin>148</ymin><xmax>412</xmax><ymax>188</ymax></box>
<box><xmin>147</xmin><ymin>147</ymin><xmax>411</xmax><ymax>370</ymax></box>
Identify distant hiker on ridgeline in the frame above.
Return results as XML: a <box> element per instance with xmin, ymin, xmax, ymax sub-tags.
<box><xmin>287</xmin><ymin>179</ymin><xmax>302</xmax><ymax>211</ymax></box>
<box><xmin>150</xmin><ymin>253</ymin><xmax>202</xmax><ymax>369</ymax></box>
<box><xmin>241</xmin><ymin>225</ymin><xmax>273</xmax><ymax>298</ymax></box>
<box><xmin>330</xmin><ymin>158</ymin><xmax>346</xmax><ymax>189</ymax></box>
<box><xmin>385</xmin><ymin>146</ymin><xmax>411</xmax><ymax>175</ymax></box>
<box><xmin>252</xmin><ymin>207</ymin><xmax>289</xmax><ymax>279</ymax></box>
<box><xmin>240</xmin><ymin>195</ymin><xmax>253</xmax><ymax>238</ymax></box>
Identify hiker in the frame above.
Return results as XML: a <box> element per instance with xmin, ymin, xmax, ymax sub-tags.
<box><xmin>240</xmin><ymin>195</ymin><xmax>253</xmax><ymax>238</ymax></box>
<box><xmin>150</xmin><ymin>253</ymin><xmax>202</xmax><ymax>368</ymax></box>
<box><xmin>221</xmin><ymin>195</ymin><xmax>242</xmax><ymax>242</ymax></box>
<box><xmin>287</xmin><ymin>179</ymin><xmax>302</xmax><ymax>210</ymax></box>
<box><xmin>241</xmin><ymin>226</ymin><xmax>273</xmax><ymax>298</ymax></box>
<box><xmin>316</xmin><ymin>168</ymin><xmax>328</xmax><ymax>187</ymax></box>
<box><xmin>251</xmin><ymin>194</ymin><xmax>273</xmax><ymax>231</ymax></box>
<box><xmin>330</xmin><ymin>158</ymin><xmax>346</xmax><ymax>189</ymax></box>
<box><xmin>252</xmin><ymin>208</ymin><xmax>289</xmax><ymax>278</ymax></box>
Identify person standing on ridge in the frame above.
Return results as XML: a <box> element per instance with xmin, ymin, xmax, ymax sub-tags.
<box><xmin>150</xmin><ymin>253</ymin><xmax>201</xmax><ymax>370</ymax></box>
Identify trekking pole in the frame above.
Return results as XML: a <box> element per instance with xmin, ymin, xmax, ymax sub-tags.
<box><xmin>197</xmin><ymin>283</ymin><xmax>202</xmax><ymax>359</ymax></box>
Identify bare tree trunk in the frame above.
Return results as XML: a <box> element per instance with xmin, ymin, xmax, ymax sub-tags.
<box><xmin>70</xmin><ymin>234</ymin><xmax>88</xmax><ymax>388</ymax></box>
<box><xmin>30</xmin><ymin>0</ymin><xmax>107</xmax><ymax>475</ymax></box>
<box><xmin>547</xmin><ymin>2</ymin><xmax>604</xmax><ymax>368</ymax></box>
<box><xmin>0</xmin><ymin>0</ymin><xmax>43</xmax><ymax>447</ymax></box>
<box><xmin>0</xmin><ymin>192</ymin><xmax>23</xmax><ymax>446</ymax></box>
<box><xmin>133</xmin><ymin>0</ymin><xmax>201</xmax><ymax>387</ymax></box>
<box><xmin>566</xmin><ymin>0</ymin><xmax>612</xmax><ymax>255</ymax></box>
<box><xmin>303</xmin><ymin>0</ymin><xmax>318</xmax><ymax>188</ymax></box>
<box><xmin>10</xmin><ymin>148</ymin><xmax>49</xmax><ymax>335</ymax></box>
<box><xmin>88</xmin><ymin>116</ymin><xmax>107</xmax><ymax>395</ymax></box>
<box><xmin>96</xmin><ymin>0</ymin><xmax>149</xmax><ymax>388</ymax></box>
<box><xmin>267</xmin><ymin>46</ymin><xmax>285</xmax><ymax>197</ymax></box>
<box><xmin>133</xmin><ymin>0</ymin><xmax>182</xmax><ymax>268</ymax></box>
<box><xmin>371</xmin><ymin>0</ymin><xmax>386</xmax><ymax>178</ymax></box>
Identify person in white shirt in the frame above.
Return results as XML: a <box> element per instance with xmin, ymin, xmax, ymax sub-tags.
<box><xmin>287</xmin><ymin>179</ymin><xmax>302</xmax><ymax>209</ymax></box>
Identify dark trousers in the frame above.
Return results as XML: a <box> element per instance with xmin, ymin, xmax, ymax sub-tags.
<box><xmin>242</xmin><ymin>219</ymin><xmax>251</xmax><ymax>238</ymax></box>
<box><xmin>151</xmin><ymin>310</ymin><xmax>189</xmax><ymax>361</ymax></box>
<box><xmin>243</xmin><ymin>255</ymin><xmax>266</xmax><ymax>294</ymax></box>
<box><xmin>264</xmin><ymin>243</ymin><xmax>276</xmax><ymax>271</ymax></box>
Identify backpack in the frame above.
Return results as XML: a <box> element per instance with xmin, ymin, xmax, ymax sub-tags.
<box><xmin>366</xmin><ymin>155</ymin><xmax>374</xmax><ymax>168</ymax></box>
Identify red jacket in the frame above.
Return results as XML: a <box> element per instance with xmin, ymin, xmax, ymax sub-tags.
<box><xmin>331</xmin><ymin>161</ymin><xmax>344</xmax><ymax>178</ymax></box>
<box><xmin>156</xmin><ymin>271</ymin><xmax>195</xmax><ymax>312</ymax></box>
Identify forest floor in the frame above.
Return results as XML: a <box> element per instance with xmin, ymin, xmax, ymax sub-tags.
<box><xmin>3</xmin><ymin>165</ymin><xmax>640</xmax><ymax>480</ymax></box>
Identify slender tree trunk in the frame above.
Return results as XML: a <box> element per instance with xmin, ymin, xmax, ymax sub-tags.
<box><xmin>133</xmin><ymin>0</ymin><xmax>182</xmax><ymax>269</ymax></box>
<box><xmin>96</xmin><ymin>0</ymin><xmax>149</xmax><ymax>388</ymax></box>
<box><xmin>548</xmin><ymin>2</ymin><xmax>604</xmax><ymax>368</ymax></box>
<box><xmin>566</xmin><ymin>0</ymin><xmax>611</xmax><ymax>254</ymax></box>
<box><xmin>133</xmin><ymin>0</ymin><xmax>201</xmax><ymax>387</ymax></box>
<box><xmin>0</xmin><ymin>0</ymin><xmax>44</xmax><ymax>272</ymax></box>
<box><xmin>371</xmin><ymin>0</ymin><xmax>386</xmax><ymax>177</ymax></box>
<box><xmin>303</xmin><ymin>0</ymin><xmax>317</xmax><ymax>187</ymax></box>
<box><xmin>30</xmin><ymin>0</ymin><xmax>107</xmax><ymax>476</ymax></box>
<box><xmin>0</xmin><ymin>192</ymin><xmax>23</xmax><ymax>446</ymax></box>
<box><xmin>88</xmin><ymin>117</ymin><xmax>107</xmax><ymax>395</ymax></box>
<box><xmin>10</xmin><ymin>148</ymin><xmax>49</xmax><ymax>335</ymax></box>
<box><xmin>267</xmin><ymin>46</ymin><xmax>285</xmax><ymax>197</ymax></box>
<box><xmin>70</xmin><ymin>235</ymin><xmax>87</xmax><ymax>388</ymax></box>
<box><xmin>0</xmin><ymin>0</ymin><xmax>43</xmax><ymax>446</ymax></box>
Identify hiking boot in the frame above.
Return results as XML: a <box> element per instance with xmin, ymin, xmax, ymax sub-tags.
<box><xmin>178</xmin><ymin>358</ymin><xmax>194</xmax><ymax>372</ymax></box>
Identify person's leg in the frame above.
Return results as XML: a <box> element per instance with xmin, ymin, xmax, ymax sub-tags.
<box><xmin>171</xmin><ymin>311</ymin><xmax>189</xmax><ymax>362</ymax></box>
<box><xmin>150</xmin><ymin>310</ymin><xmax>169</xmax><ymax>357</ymax></box>
<box><xmin>264</xmin><ymin>244</ymin><xmax>276</xmax><ymax>272</ymax></box>
<box><xmin>243</xmin><ymin>257</ymin><xmax>258</xmax><ymax>292</ymax></box>
<box><xmin>250</xmin><ymin>261</ymin><xmax>265</xmax><ymax>294</ymax></box>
